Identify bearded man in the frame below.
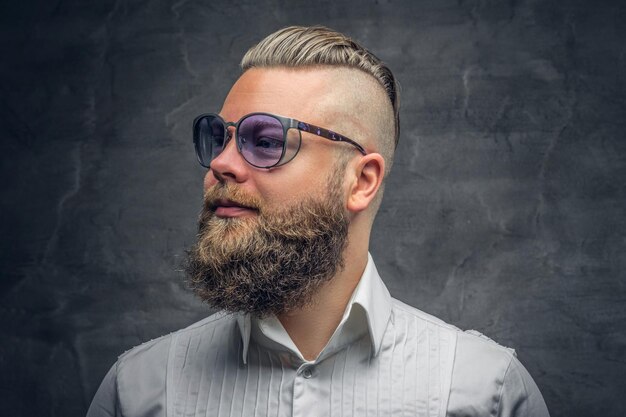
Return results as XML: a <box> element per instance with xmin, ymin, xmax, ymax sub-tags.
<box><xmin>87</xmin><ymin>26</ymin><xmax>550</xmax><ymax>417</ymax></box>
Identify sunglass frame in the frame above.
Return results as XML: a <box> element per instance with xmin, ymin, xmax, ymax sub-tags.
<box><xmin>193</xmin><ymin>112</ymin><xmax>367</xmax><ymax>169</ymax></box>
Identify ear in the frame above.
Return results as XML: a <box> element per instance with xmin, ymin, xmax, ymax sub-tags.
<box><xmin>346</xmin><ymin>153</ymin><xmax>385</xmax><ymax>213</ymax></box>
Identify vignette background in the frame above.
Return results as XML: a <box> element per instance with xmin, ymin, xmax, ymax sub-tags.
<box><xmin>1</xmin><ymin>0</ymin><xmax>625</xmax><ymax>416</ymax></box>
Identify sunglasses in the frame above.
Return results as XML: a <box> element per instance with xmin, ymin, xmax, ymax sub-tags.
<box><xmin>193</xmin><ymin>112</ymin><xmax>367</xmax><ymax>169</ymax></box>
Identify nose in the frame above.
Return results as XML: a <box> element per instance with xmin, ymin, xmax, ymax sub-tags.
<box><xmin>204</xmin><ymin>126</ymin><xmax>250</xmax><ymax>189</ymax></box>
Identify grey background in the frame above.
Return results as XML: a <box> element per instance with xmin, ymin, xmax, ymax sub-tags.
<box><xmin>1</xmin><ymin>0</ymin><xmax>625</xmax><ymax>416</ymax></box>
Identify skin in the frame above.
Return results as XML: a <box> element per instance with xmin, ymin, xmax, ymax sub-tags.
<box><xmin>204</xmin><ymin>66</ymin><xmax>387</xmax><ymax>360</ymax></box>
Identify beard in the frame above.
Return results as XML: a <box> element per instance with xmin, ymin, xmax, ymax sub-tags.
<box><xmin>184</xmin><ymin>174</ymin><xmax>349</xmax><ymax>318</ymax></box>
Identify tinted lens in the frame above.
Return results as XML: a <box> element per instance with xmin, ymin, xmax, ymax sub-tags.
<box><xmin>237</xmin><ymin>114</ymin><xmax>285</xmax><ymax>168</ymax></box>
<box><xmin>194</xmin><ymin>115</ymin><xmax>225</xmax><ymax>167</ymax></box>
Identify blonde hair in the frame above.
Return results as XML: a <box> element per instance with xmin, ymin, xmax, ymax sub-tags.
<box><xmin>241</xmin><ymin>26</ymin><xmax>400</xmax><ymax>161</ymax></box>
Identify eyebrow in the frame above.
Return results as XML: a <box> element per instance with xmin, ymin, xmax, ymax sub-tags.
<box><xmin>249</xmin><ymin>120</ymin><xmax>282</xmax><ymax>130</ymax></box>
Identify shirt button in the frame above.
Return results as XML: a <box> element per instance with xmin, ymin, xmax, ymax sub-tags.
<box><xmin>302</xmin><ymin>366</ymin><xmax>313</xmax><ymax>379</ymax></box>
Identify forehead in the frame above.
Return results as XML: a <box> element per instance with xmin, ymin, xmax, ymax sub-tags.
<box><xmin>220</xmin><ymin>67</ymin><xmax>356</xmax><ymax>123</ymax></box>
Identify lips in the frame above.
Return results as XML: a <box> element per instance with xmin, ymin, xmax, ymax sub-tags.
<box><xmin>212</xmin><ymin>199</ymin><xmax>258</xmax><ymax>218</ymax></box>
<box><xmin>213</xmin><ymin>198</ymin><xmax>255</xmax><ymax>209</ymax></box>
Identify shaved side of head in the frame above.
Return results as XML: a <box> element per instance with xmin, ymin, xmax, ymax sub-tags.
<box><xmin>241</xmin><ymin>25</ymin><xmax>400</xmax><ymax>177</ymax></box>
<box><xmin>313</xmin><ymin>67</ymin><xmax>395</xmax><ymax>174</ymax></box>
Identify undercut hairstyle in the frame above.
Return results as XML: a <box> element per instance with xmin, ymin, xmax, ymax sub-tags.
<box><xmin>241</xmin><ymin>26</ymin><xmax>400</xmax><ymax>175</ymax></box>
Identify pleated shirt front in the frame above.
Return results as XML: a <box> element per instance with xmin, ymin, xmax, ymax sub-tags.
<box><xmin>87</xmin><ymin>254</ymin><xmax>549</xmax><ymax>417</ymax></box>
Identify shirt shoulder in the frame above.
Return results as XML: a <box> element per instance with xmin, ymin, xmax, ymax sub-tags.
<box><xmin>388</xmin><ymin>298</ymin><xmax>549</xmax><ymax>417</ymax></box>
<box><xmin>390</xmin><ymin>297</ymin><xmax>461</xmax><ymax>331</ymax></box>
<box><xmin>449</xmin><ymin>326</ymin><xmax>550</xmax><ymax>416</ymax></box>
<box><xmin>117</xmin><ymin>310</ymin><xmax>235</xmax><ymax>368</ymax></box>
<box><xmin>390</xmin><ymin>297</ymin><xmax>516</xmax><ymax>361</ymax></box>
<box><xmin>88</xmin><ymin>311</ymin><xmax>237</xmax><ymax>417</ymax></box>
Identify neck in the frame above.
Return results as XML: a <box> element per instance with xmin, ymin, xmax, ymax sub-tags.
<box><xmin>277</xmin><ymin>229</ymin><xmax>369</xmax><ymax>361</ymax></box>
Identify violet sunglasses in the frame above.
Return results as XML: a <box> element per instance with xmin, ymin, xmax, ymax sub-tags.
<box><xmin>193</xmin><ymin>112</ymin><xmax>367</xmax><ymax>169</ymax></box>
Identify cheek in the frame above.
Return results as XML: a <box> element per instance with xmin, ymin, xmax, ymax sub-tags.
<box><xmin>203</xmin><ymin>171</ymin><xmax>215</xmax><ymax>192</ymax></box>
<box><xmin>262</xmin><ymin>177</ymin><xmax>326</xmax><ymax>205</ymax></box>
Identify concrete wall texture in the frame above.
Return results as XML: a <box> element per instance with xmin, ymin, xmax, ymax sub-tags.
<box><xmin>1</xmin><ymin>0</ymin><xmax>625</xmax><ymax>416</ymax></box>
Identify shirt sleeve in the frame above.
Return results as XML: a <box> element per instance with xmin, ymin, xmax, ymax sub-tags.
<box><xmin>497</xmin><ymin>355</ymin><xmax>550</xmax><ymax>417</ymax></box>
<box><xmin>86</xmin><ymin>362</ymin><xmax>122</xmax><ymax>417</ymax></box>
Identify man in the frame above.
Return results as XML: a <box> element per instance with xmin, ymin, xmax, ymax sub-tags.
<box><xmin>87</xmin><ymin>26</ymin><xmax>550</xmax><ymax>417</ymax></box>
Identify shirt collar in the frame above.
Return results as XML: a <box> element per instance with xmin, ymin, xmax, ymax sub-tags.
<box><xmin>236</xmin><ymin>253</ymin><xmax>392</xmax><ymax>364</ymax></box>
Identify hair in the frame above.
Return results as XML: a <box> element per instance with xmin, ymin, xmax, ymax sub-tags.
<box><xmin>241</xmin><ymin>26</ymin><xmax>400</xmax><ymax>175</ymax></box>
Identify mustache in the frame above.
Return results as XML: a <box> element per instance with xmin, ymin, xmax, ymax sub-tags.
<box><xmin>202</xmin><ymin>183</ymin><xmax>263</xmax><ymax>213</ymax></box>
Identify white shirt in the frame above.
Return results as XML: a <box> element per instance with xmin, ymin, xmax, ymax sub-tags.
<box><xmin>87</xmin><ymin>254</ymin><xmax>550</xmax><ymax>417</ymax></box>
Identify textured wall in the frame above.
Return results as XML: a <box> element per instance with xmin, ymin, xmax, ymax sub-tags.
<box><xmin>1</xmin><ymin>0</ymin><xmax>625</xmax><ymax>416</ymax></box>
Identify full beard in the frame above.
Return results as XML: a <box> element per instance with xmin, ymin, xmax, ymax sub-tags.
<box><xmin>184</xmin><ymin>177</ymin><xmax>349</xmax><ymax>318</ymax></box>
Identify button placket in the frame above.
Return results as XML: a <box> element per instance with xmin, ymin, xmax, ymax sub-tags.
<box><xmin>292</xmin><ymin>363</ymin><xmax>318</xmax><ymax>417</ymax></box>
<box><xmin>296</xmin><ymin>362</ymin><xmax>316</xmax><ymax>379</ymax></box>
